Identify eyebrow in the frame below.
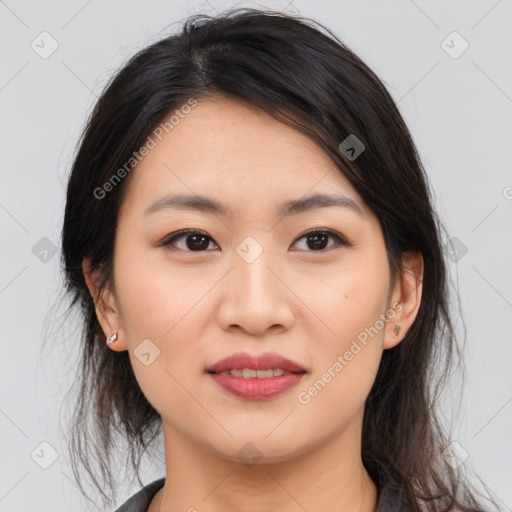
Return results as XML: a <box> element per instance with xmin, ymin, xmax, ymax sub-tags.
<box><xmin>143</xmin><ymin>192</ymin><xmax>364</xmax><ymax>218</ymax></box>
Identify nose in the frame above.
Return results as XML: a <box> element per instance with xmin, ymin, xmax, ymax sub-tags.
<box><xmin>216</xmin><ymin>246</ymin><xmax>295</xmax><ymax>336</ymax></box>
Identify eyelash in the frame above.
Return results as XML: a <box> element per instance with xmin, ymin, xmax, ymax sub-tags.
<box><xmin>160</xmin><ymin>228</ymin><xmax>350</xmax><ymax>252</ymax></box>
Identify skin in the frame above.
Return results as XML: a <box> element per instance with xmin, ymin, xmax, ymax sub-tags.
<box><xmin>83</xmin><ymin>95</ymin><xmax>423</xmax><ymax>512</ymax></box>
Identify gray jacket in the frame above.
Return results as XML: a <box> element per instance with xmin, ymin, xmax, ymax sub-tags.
<box><xmin>113</xmin><ymin>477</ymin><xmax>165</xmax><ymax>512</ymax></box>
<box><xmin>112</xmin><ymin>476</ymin><xmax>404</xmax><ymax>511</ymax></box>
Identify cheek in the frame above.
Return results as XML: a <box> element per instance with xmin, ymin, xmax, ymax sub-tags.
<box><xmin>113</xmin><ymin>249</ymin><xmax>210</xmax><ymax>421</ymax></box>
<box><xmin>301</xmin><ymin>243</ymin><xmax>390</xmax><ymax>397</ymax></box>
<box><xmin>294</xmin><ymin>261</ymin><xmax>389</xmax><ymax>437</ymax></box>
<box><xmin>113</xmin><ymin>244</ymin><xmax>207</xmax><ymax>339</ymax></box>
<box><xmin>112</xmin><ymin>244</ymin><xmax>214</xmax><ymax>381</ymax></box>
<box><xmin>306</xmin><ymin>253</ymin><xmax>390</xmax><ymax>349</ymax></box>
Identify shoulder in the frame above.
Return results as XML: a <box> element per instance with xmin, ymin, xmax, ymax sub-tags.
<box><xmin>112</xmin><ymin>477</ymin><xmax>165</xmax><ymax>512</ymax></box>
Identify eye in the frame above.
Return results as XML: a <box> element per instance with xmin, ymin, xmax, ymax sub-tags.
<box><xmin>291</xmin><ymin>229</ymin><xmax>350</xmax><ymax>252</ymax></box>
<box><xmin>160</xmin><ymin>228</ymin><xmax>350</xmax><ymax>253</ymax></box>
<box><xmin>160</xmin><ymin>229</ymin><xmax>219</xmax><ymax>252</ymax></box>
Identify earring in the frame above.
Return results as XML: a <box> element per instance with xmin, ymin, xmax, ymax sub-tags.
<box><xmin>393</xmin><ymin>325</ymin><xmax>401</xmax><ymax>335</ymax></box>
<box><xmin>107</xmin><ymin>332</ymin><xmax>118</xmax><ymax>345</ymax></box>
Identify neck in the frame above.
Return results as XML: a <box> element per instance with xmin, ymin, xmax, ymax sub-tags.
<box><xmin>154</xmin><ymin>417</ymin><xmax>378</xmax><ymax>512</ymax></box>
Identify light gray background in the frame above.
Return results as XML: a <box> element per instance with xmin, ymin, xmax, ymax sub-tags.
<box><xmin>1</xmin><ymin>1</ymin><xmax>511</xmax><ymax>511</ymax></box>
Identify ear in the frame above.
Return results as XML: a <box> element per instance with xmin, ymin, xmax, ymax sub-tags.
<box><xmin>82</xmin><ymin>258</ymin><xmax>128</xmax><ymax>352</ymax></box>
<box><xmin>384</xmin><ymin>250</ymin><xmax>424</xmax><ymax>350</ymax></box>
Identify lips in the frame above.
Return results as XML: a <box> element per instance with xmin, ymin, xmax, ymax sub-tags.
<box><xmin>206</xmin><ymin>352</ymin><xmax>308</xmax><ymax>400</ymax></box>
<box><xmin>205</xmin><ymin>352</ymin><xmax>307</xmax><ymax>374</ymax></box>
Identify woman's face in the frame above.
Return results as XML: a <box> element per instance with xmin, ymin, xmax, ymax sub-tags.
<box><xmin>95</xmin><ymin>95</ymin><xmax>413</xmax><ymax>464</ymax></box>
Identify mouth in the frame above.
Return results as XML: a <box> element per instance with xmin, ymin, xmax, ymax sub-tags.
<box><xmin>205</xmin><ymin>352</ymin><xmax>308</xmax><ymax>400</ymax></box>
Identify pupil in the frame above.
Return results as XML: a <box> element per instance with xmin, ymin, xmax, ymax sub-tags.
<box><xmin>187</xmin><ymin>234</ymin><xmax>209</xmax><ymax>251</ymax></box>
<box><xmin>308</xmin><ymin>233</ymin><xmax>327</xmax><ymax>250</ymax></box>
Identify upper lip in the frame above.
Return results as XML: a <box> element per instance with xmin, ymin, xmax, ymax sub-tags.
<box><xmin>206</xmin><ymin>352</ymin><xmax>308</xmax><ymax>374</ymax></box>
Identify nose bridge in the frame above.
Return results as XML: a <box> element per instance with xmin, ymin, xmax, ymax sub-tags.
<box><xmin>233</xmin><ymin>236</ymin><xmax>279</xmax><ymax>304</ymax></box>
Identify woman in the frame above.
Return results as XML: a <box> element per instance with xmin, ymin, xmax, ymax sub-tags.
<box><xmin>61</xmin><ymin>7</ymin><xmax>501</xmax><ymax>512</ymax></box>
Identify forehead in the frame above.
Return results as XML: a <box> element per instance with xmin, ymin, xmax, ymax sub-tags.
<box><xmin>120</xmin><ymin>95</ymin><xmax>367</xmax><ymax>218</ymax></box>
<box><xmin>151</xmin><ymin>95</ymin><xmax>335</xmax><ymax>168</ymax></box>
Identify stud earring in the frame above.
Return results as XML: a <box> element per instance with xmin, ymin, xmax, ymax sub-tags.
<box><xmin>107</xmin><ymin>332</ymin><xmax>118</xmax><ymax>345</ymax></box>
<box><xmin>393</xmin><ymin>325</ymin><xmax>401</xmax><ymax>335</ymax></box>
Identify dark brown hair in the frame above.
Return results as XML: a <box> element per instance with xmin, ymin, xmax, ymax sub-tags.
<box><xmin>59</xmin><ymin>7</ymin><xmax>502</xmax><ymax>511</ymax></box>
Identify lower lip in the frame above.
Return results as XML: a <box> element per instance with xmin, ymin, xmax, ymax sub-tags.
<box><xmin>208</xmin><ymin>372</ymin><xmax>306</xmax><ymax>400</ymax></box>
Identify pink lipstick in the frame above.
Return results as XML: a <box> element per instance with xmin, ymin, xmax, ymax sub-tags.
<box><xmin>205</xmin><ymin>352</ymin><xmax>307</xmax><ymax>400</ymax></box>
